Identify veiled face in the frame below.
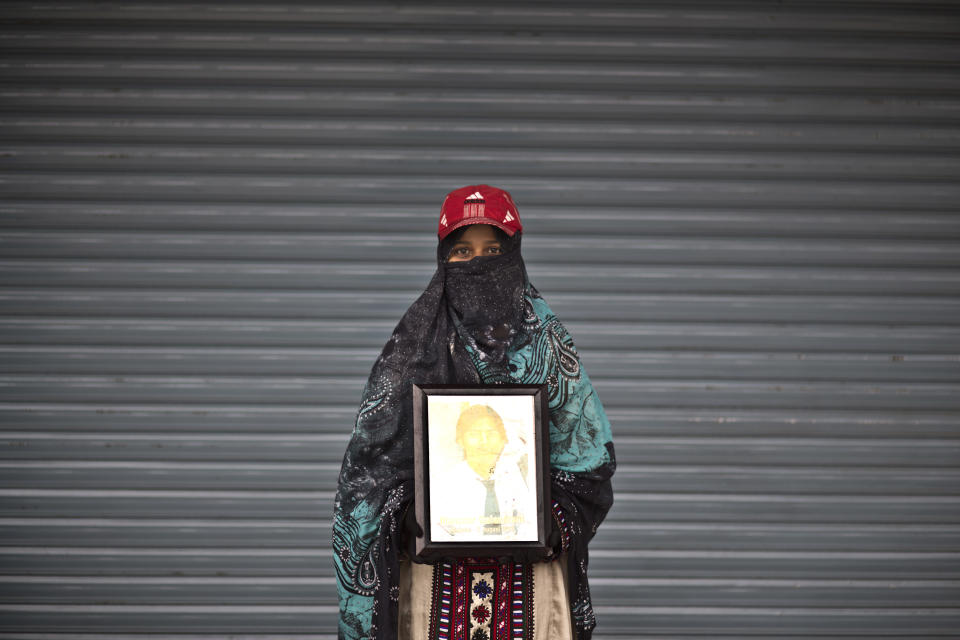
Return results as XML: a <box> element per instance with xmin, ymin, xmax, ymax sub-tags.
<box><xmin>446</xmin><ymin>224</ymin><xmax>504</xmax><ymax>262</ymax></box>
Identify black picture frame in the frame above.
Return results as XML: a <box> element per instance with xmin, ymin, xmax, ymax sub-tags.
<box><xmin>412</xmin><ymin>383</ymin><xmax>551</xmax><ymax>560</ymax></box>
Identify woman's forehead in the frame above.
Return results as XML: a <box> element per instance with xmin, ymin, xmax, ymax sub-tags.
<box><xmin>453</xmin><ymin>224</ymin><xmax>499</xmax><ymax>242</ymax></box>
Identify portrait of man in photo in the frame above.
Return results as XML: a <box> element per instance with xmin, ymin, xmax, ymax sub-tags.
<box><xmin>428</xmin><ymin>400</ymin><xmax>539</xmax><ymax>542</ymax></box>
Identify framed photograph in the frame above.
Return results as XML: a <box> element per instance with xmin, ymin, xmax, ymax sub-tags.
<box><xmin>412</xmin><ymin>383</ymin><xmax>550</xmax><ymax>559</ymax></box>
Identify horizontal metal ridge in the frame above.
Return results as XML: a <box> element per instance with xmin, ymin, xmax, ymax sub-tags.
<box><xmin>7</xmin><ymin>230</ymin><xmax>960</xmax><ymax>268</ymax></box>
<box><xmin>4</xmin><ymin>116</ymin><xmax>959</xmax><ymax>150</ymax></box>
<box><xmin>4</xmin><ymin>87</ymin><xmax>957</xmax><ymax>122</ymax></box>
<box><xmin>4</xmin><ymin>492</ymin><xmax>960</xmax><ymax>514</ymax></box>
<box><xmin>1</xmin><ymin>577</ymin><xmax>956</xmax><ymax>609</ymax></box>
<box><xmin>2</xmin><ymin>404</ymin><xmax>957</xmax><ymax>438</ymax></box>
<box><xmin>3</xmin><ymin>290</ymin><xmax>960</xmax><ymax>323</ymax></box>
<box><xmin>4</xmin><ymin>464</ymin><xmax>958</xmax><ymax>495</ymax></box>
<box><xmin>5</xmin><ymin>576</ymin><xmax>956</xmax><ymax>587</ymax></box>
<box><xmin>3</xmin><ymin>260</ymin><xmax>960</xmax><ymax>295</ymax></box>
<box><xmin>4</xmin><ymin>202</ymin><xmax>958</xmax><ymax>237</ymax></box>
<box><xmin>3</xmin><ymin>57</ymin><xmax>958</xmax><ymax>93</ymax></box>
<box><xmin>3</xmin><ymin>174</ymin><xmax>956</xmax><ymax>208</ymax></box>
<box><xmin>4</xmin><ymin>231</ymin><xmax>960</xmax><ymax>266</ymax></box>
<box><xmin>3</xmin><ymin>429</ymin><xmax>959</xmax><ymax>464</ymax></box>
<box><xmin>3</xmin><ymin>318</ymin><xmax>956</xmax><ymax>353</ymax></box>
<box><xmin>3</xmin><ymin>29</ymin><xmax>958</xmax><ymax>66</ymax></box>
<box><xmin>5</xmin><ymin>145</ymin><xmax>959</xmax><ymax>180</ymax></box>
<box><xmin>4</xmin><ymin>521</ymin><xmax>960</xmax><ymax>552</ymax></box>
<box><xmin>0</xmin><ymin>603</ymin><xmax>334</xmax><ymax>612</ymax></box>
<box><xmin>1</xmin><ymin>375</ymin><xmax>959</xmax><ymax>410</ymax></box>
<box><xmin>3</xmin><ymin>346</ymin><xmax>958</xmax><ymax>380</ymax></box>
<box><xmin>3</xmin><ymin>548</ymin><xmax>959</xmax><ymax>582</ymax></box>
<box><xmin>4</xmin><ymin>2</ymin><xmax>959</xmax><ymax>35</ymax></box>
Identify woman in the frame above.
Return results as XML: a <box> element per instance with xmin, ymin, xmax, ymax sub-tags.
<box><xmin>333</xmin><ymin>185</ymin><xmax>616</xmax><ymax>640</ymax></box>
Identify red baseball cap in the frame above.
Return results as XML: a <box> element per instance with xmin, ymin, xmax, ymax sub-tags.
<box><xmin>438</xmin><ymin>184</ymin><xmax>523</xmax><ymax>240</ymax></box>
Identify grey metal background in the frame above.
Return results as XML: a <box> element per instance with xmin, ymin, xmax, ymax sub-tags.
<box><xmin>2</xmin><ymin>1</ymin><xmax>960</xmax><ymax>637</ymax></box>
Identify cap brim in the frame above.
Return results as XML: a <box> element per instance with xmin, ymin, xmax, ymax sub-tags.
<box><xmin>438</xmin><ymin>217</ymin><xmax>519</xmax><ymax>239</ymax></box>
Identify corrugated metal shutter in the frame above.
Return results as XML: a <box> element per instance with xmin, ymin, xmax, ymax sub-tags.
<box><xmin>2</xmin><ymin>1</ymin><xmax>959</xmax><ymax>637</ymax></box>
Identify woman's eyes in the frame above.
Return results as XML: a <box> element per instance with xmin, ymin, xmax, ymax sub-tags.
<box><xmin>449</xmin><ymin>244</ymin><xmax>502</xmax><ymax>260</ymax></box>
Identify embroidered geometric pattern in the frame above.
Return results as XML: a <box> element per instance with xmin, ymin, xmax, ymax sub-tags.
<box><xmin>510</xmin><ymin>563</ymin><xmax>534</xmax><ymax>639</ymax></box>
<box><xmin>428</xmin><ymin>562</ymin><xmax>455</xmax><ymax>639</ymax></box>
<box><xmin>429</xmin><ymin>559</ymin><xmax>534</xmax><ymax>639</ymax></box>
<box><xmin>469</xmin><ymin>571</ymin><xmax>494</xmax><ymax>638</ymax></box>
<box><xmin>472</xmin><ymin>602</ymin><xmax>490</xmax><ymax>624</ymax></box>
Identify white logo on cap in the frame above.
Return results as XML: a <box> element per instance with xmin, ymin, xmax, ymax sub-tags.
<box><xmin>469</xmin><ymin>191</ymin><xmax>483</xmax><ymax>200</ymax></box>
<box><xmin>440</xmin><ymin>213</ymin><xmax>447</xmax><ymax>226</ymax></box>
<box><xmin>503</xmin><ymin>210</ymin><xmax>515</xmax><ymax>222</ymax></box>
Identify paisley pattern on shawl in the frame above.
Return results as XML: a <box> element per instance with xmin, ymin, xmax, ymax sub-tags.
<box><xmin>333</xmin><ymin>241</ymin><xmax>615</xmax><ymax>640</ymax></box>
